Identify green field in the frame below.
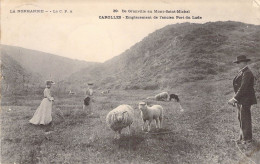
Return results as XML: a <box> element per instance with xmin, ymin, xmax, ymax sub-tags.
<box><xmin>1</xmin><ymin>80</ymin><xmax>260</xmax><ymax>164</ymax></box>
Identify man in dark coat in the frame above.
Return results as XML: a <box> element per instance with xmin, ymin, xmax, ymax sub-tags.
<box><xmin>228</xmin><ymin>55</ymin><xmax>257</xmax><ymax>144</ymax></box>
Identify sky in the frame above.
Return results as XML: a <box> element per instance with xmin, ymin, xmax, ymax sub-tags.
<box><xmin>1</xmin><ymin>0</ymin><xmax>260</xmax><ymax>62</ymax></box>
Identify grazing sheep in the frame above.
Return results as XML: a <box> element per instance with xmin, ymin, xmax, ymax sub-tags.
<box><xmin>147</xmin><ymin>92</ymin><xmax>169</xmax><ymax>101</ymax></box>
<box><xmin>169</xmin><ymin>94</ymin><xmax>184</xmax><ymax>112</ymax></box>
<box><xmin>169</xmin><ymin>94</ymin><xmax>179</xmax><ymax>102</ymax></box>
<box><xmin>147</xmin><ymin>92</ymin><xmax>184</xmax><ymax>112</ymax></box>
<box><xmin>106</xmin><ymin>105</ymin><xmax>134</xmax><ymax>139</ymax></box>
<box><xmin>69</xmin><ymin>90</ymin><xmax>76</xmax><ymax>95</ymax></box>
<box><xmin>101</xmin><ymin>89</ymin><xmax>110</xmax><ymax>94</ymax></box>
<box><xmin>155</xmin><ymin>92</ymin><xmax>169</xmax><ymax>101</ymax></box>
<box><xmin>138</xmin><ymin>102</ymin><xmax>163</xmax><ymax>132</ymax></box>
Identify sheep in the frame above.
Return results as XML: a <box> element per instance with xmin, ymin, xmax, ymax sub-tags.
<box><xmin>155</xmin><ymin>92</ymin><xmax>169</xmax><ymax>101</ymax></box>
<box><xmin>169</xmin><ymin>94</ymin><xmax>179</xmax><ymax>102</ymax></box>
<box><xmin>146</xmin><ymin>92</ymin><xmax>169</xmax><ymax>101</ymax></box>
<box><xmin>169</xmin><ymin>94</ymin><xmax>184</xmax><ymax>112</ymax></box>
<box><xmin>106</xmin><ymin>105</ymin><xmax>134</xmax><ymax>139</ymax></box>
<box><xmin>69</xmin><ymin>90</ymin><xmax>76</xmax><ymax>95</ymax></box>
<box><xmin>138</xmin><ymin>102</ymin><xmax>163</xmax><ymax>132</ymax></box>
<box><xmin>147</xmin><ymin>92</ymin><xmax>184</xmax><ymax>112</ymax></box>
<box><xmin>101</xmin><ymin>89</ymin><xmax>110</xmax><ymax>94</ymax></box>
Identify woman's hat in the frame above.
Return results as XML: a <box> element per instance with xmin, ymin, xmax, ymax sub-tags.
<box><xmin>46</xmin><ymin>80</ymin><xmax>55</xmax><ymax>85</ymax></box>
<box><xmin>233</xmin><ymin>55</ymin><xmax>251</xmax><ymax>63</ymax></box>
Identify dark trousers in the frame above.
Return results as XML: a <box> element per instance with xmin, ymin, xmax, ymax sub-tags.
<box><xmin>237</xmin><ymin>104</ymin><xmax>252</xmax><ymax>141</ymax></box>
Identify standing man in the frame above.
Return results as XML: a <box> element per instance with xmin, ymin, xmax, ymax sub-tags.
<box><xmin>228</xmin><ymin>55</ymin><xmax>257</xmax><ymax>144</ymax></box>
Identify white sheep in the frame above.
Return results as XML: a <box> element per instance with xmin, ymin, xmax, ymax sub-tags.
<box><xmin>138</xmin><ymin>102</ymin><xmax>163</xmax><ymax>132</ymax></box>
<box><xmin>146</xmin><ymin>92</ymin><xmax>169</xmax><ymax>101</ymax></box>
<box><xmin>106</xmin><ymin>105</ymin><xmax>134</xmax><ymax>139</ymax></box>
<box><xmin>69</xmin><ymin>90</ymin><xmax>76</xmax><ymax>95</ymax></box>
<box><xmin>101</xmin><ymin>89</ymin><xmax>110</xmax><ymax>94</ymax></box>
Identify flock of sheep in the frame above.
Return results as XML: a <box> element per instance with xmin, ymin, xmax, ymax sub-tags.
<box><xmin>106</xmin><ymin>92</ymin><xmax>184</xmax><ymax>139</ymax></box>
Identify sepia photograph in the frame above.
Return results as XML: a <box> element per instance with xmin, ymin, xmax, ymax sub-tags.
<box><xmin>1</xmin><ymin>0</ymin><xmax>260</xmax><ymax>163</ymax></box>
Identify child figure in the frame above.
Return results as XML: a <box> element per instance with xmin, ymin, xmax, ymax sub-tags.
<box><xmin>83</xmin><ymin>83</ymin><xmax>94</xmax><ymax>115</ymax></box>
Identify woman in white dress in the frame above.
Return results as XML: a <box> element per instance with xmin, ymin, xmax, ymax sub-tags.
<box><xmin>29</xmin><ymin>80</ymin><xmax>55</xmax><ymax>125</ymax></box>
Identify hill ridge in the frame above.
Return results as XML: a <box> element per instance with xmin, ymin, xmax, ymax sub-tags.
<box><xmin>1</xmin><ymin>44</ymin><xmax>98</xmax><ymax>82</ymax></box>
<box><xmin>65</xmin><ymin>21</ymin><xmax>260</xmax><ymax>91</ymax></box>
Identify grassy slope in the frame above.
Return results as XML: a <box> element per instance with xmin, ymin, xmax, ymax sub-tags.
<box><xmin>0</xmin><ymin>53</ymin><xmax>41</xmax><ymax>96</ymax></box>
<box><xmin>66</xmin><ymin>21</ymin><xmax>260</xmax><ymax>90</ymax></box>
<box><xmin>1</xmin><ymin>77</ymin><xmax>260</xmax><ymax>163</ymax></box>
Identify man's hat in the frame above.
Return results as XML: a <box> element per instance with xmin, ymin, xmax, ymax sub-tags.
<box><xmin>46</xmin><ymin>80</ymin><xmax>55</xmax><ymax>85</ymax></box>
<box><xmin>233</xmin><ymin>55</ymin><xmax>251</xmax><ymax>63</ymax></box>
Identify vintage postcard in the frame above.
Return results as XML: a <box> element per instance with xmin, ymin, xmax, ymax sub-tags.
<box><xmin>1</xmin><ymin>0</ymin><xmax>260</xmax><ymax>163</ymax></box>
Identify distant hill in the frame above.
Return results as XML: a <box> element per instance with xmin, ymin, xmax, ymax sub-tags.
<box><xmin>0</xmin><ymin>53</ymin><xmax>41</xmax><ymax>96</ymax></box>
<box><xmin>1</xmin><ymin>45</ymin><xmax>100</xmax><ymax>96</ymax></box>
<box><xmin>65</xmin><ymin>21</ymin><xmax>260</xmax><ymax>91</ymax></box>
<box><xmin>1</xmin><ymin>45</ymin><xmax>98</xmax><ymax>82</ymax></box>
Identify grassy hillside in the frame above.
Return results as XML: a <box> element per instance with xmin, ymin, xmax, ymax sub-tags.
<box><xmin>0</xmin><ymin>53</ymin><xmax>41</xmax><ymax>96</ymax></box>
<box><xmin>66</xmin><ymin>21</ymin><xmax>260</xmax><ymax>91</ymax></box>
<box><xmin>1</xmin><ymin>45</ymin><xmax>100</xmax><ymax>96</ymax></box>
<box><xmin>1</xmin><ymin>45</ymin><xmax>98</xmax><ymax>82</ymax></box>
<box><xmin>2</xmin><ymin>21</ymin><xmax>259</xmax><ymax>95</ymax></box>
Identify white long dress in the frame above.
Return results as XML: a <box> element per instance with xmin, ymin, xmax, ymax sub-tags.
<box><xmin>29</xmin><ymin>88</ymin><xmax>54</xmax><ymax>125</ymax></box>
